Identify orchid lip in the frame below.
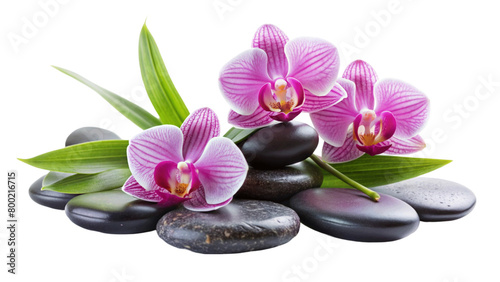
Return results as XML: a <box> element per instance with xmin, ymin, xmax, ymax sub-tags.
<box><xmin>154</xmin><ymin>161</ymin><xmax>199</xmax><ymax>198</ymax></box>
<box><xmin>353</xmin><ymin>111</ymin><xmax>397</xmax><ymax>151</ymax></box>
<box><xmin>258</xmin><ymin>77</ymin><xmax>305</xmax><ymax>115</ymax></box>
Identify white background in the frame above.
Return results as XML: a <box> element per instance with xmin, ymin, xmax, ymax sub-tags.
<box><xmin>1</xmin><ymin>1</ymin><xmax>499</xmax><ymax>281</ymax></box>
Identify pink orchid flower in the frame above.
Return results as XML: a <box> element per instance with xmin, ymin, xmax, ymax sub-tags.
<box><xmin>122</xmin><ymin>108</ymin><xmax>248</xmax><ymax>211</ymax></box>
<box><xmin>219</xmin><ymin>24</ymin><xmax>346</xmax><ymax>128</ymax></box>
<box><xmin>310</xmin><ymin>60</ymin><xmax>429</xmax><ymax>163</ymax></box>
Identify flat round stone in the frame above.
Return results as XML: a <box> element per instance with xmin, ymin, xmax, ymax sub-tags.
<box><xmin>235</xmin><ymin>161</ymin><xmax>323</xmax><ymax>202</ymax></box>
<box><xmin>371</xmin><ymin>177</ymin><xmax>476</xmax><ymax>222</ymax></box>
<box><xmin>66</xmin><ymin>190</ymin><xmax>175</xmax><ymax>234</ymax></box>
<box><xmin>289</xmin><ymin>188</ymin><xmax>419</xmax><ymax>242</ymax></box>
<box><xmin>239</xmin><ymin>121</ymin><xmax>318</xmax><ymax>169</ymax></box>
<box><xmin>157</xmin><ymin>199</ymin><xmax>300</xmax><ymax>254</ymax></box>
<box><xmin>65</xmin><ymin>127</ymin><xmax>120</xmax><ymax>146</ymax></box>
<box><xmin>29</xmin><ymin>175</ymin><xmax>80</xmax><ymax>210</ymax></box>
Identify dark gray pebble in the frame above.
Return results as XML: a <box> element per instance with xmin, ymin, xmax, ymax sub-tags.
<box><xmin>371</xmin><ymin>177</ymin><xmax>476</xmax><ymax>222</ymax></box>
<box><xmin>239</xmin><ymin>122</ymin><xmax>318</xmax><ymax>169</ymax></box>
<box><xmin>289</xmin><ymin>188</ymin><xmax>420</xmax><ymax>242</ymax></box>
<box><xmin>157</xmin><ymin>199</ymin><xmax>300</xmax><ymax>254</ymax></box>
<box><xmin>28</xmin><ymin>175</ymin><xmax>80</xmax><ymax>210</ymax></box>
<box><xmin>235</xmin><ymin>161</ymin><xmax>323</xmax><ymax>202</ymax></box>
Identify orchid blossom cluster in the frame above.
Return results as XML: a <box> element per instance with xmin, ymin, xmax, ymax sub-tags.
<box><xmin>219</xmin><ymin>24</ymin><xmax>429</xmax><ymax>163</ymax></box>
<box><xmin>122</xmin><ymin>108</ymin><xmax>248</xmax><ymax>211</ymax></box>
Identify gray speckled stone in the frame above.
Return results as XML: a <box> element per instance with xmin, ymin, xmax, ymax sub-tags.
<box><xmin>235</xmin><ymin>161</ymin><xmax>323</xmax><ymax>202</ymax></box>
<box><xmin>371</xmin><ymin>177</ymin><xmax>476</xmax><ymax>222</ymax></box>
<box><xmin>289</xmin><ymin>188</ymin><xmax>420</xmax><ymax>242</ymax></box>
<box><xmin>157</xmin><ymin>199</ymin><xmax>300</xmax><ymax>254</ymax></box>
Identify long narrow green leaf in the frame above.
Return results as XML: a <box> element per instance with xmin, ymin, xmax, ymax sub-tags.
<box><xmin>42</xmin><ymin>169</ymin><xmax>131</xmax><ymax>194</ymax></box>
<box><xmin>139</xmin><ymin>23</ymin><xmax>190</xmax><ymax>126</ymax></box>
<box><xmin>224</xmin><ymin>127</ymin><xmax>261</xmax><ymax>144</ymax></box>
<box><xmin>19</xmin><ymin>140</ymin><xmax>129</xmax><ymax>174</ymax></box>
<box><xmin>43</xmin><ymin>171</ymin><xmax>75</xmax><ymax>186</ymax></box>
<box><xmin>313</xmin><ymin>155</ymin><xmax>452</xmax><ymax>188</ymax></box>
<box><xmin>53</xmin><ymin>66</ymin><xmax>162</xmax><ymax>130</ymax></box>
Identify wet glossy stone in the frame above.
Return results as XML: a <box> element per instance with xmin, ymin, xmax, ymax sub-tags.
<box><xmin>157</xmin><ymin>199</ymin><xmax>300</xmax><ymax>254</ymax></box>
<box><xmin>28</xmin><ymin>175</ymin><xmax>80</xmax><ymax>210</ymax></box>
<box><xmin>65</xmin><ymin>127</ymin><xmax>121</xmax><ymax>146</ymax></box>
<box><xmin>66</xmin><ymin>190</ymin><xmax>176</xmax><ymax>234</ymax></box>
<box><xmin>239</xmin><ymin>122</ymin><xmax>318</xmax><ymax>169</ymax></box>
<box><xmin>371</xmin><ymin>177</ymin><xmax>476</xmax><ymax>222</ymax></box>
<box><xmin>289</xmin><ymin>188</ymin><xmax>420</xmax><ymax>242</ymax></box>
<box><xmin>235</xmin><ymin>161</ymin><xmax>323</xmax><ymax>202</ymax></box>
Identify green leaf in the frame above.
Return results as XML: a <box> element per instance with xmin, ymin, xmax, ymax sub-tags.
<box><xmin>223</xmin><ymin>127</ymin><xmax>261</xmax><ymax>144</ymax></box>
<box><xmin>19</xmin><ymin>140</ymin><xmax>129</xmax><ymax>174</ymax></box>
<box><xmin>53</xmin><ymin>66</ymin><xmax>162</xmax><ymax>130</ymax></box>
<box><xmin>43</xmin><ymin>171</ymin><xmax>75</xmax><ymax>187</ymax></box>
<box><xmin>139</xmin><ymin>23</ymin><xmax>190</xmax><ymax>126</ymax></box>
<box><xmin>315</xmin><ymin>155</ymin><xmax>452</xmax><ymax>188</ymax></box>
<box><xmin>42</xmin><ymin>169</ymin><xmax>131</xmax><ymax>194</ymax></box>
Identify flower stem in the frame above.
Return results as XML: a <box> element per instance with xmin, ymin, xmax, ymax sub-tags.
<box><xmin>309</xmin><ymin>154</ymin><xmax>380</xmax><ymax>202</ymax></box>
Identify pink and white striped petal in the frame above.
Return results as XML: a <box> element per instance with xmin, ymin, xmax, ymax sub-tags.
<box><xmin>219</xmin><ymin>48</ymin><xmax>272</xmax><ymax>115</ymax></box>
<box><xmin>301</xmin><ymin>82</ymin><xmax>347</xmax><ymax>113</ymax></box>
<box><xmin>342</xmin><ymin>60</ymin><xmax>378</xmax><ymax>111</ymax></box>
<box><xmin>127</xmin><ymin>125</ymin><xmax>184</xmax><ymax>191</ymax></box>
<box><xmin>194</xmin><ymin>137</ymin><xmax>248</xmax><ymax>204</ymax></box>
<box><xmin>228</xmin><ymin>107</ymin><xmax>275</xmax><ymax>129</ymax></box>
<box><xmin>285</xmin><ymin>37</ymin><xmax>339</xmax><ymax>96</ymax></box>
<box><xmin>322</xmin><ymin>129</ymin><xmax>364</xmax><ymax>163</ymax></box>
<box><xmin>181</xmin><ymin>108</ymin><xmax>221</xmax><ymax>163</ymax></box>
<box><xmin>253</xmin><ymin>24</ymin><xmax>289</xmax><ymax>80</ymax></box>
<box><xmin>183</xmin><ymin>186</ymin><xmax>232</xmax><ymax>212</ymax></box>
<box><xmin>381</xmin><ymin>135</ymin><xmax>426</xmax><ymax>155</ymax></box>
<box><xmin>373</xmin><ymin>79</ymin><xmax>429</xmax><ymax>139</ymax></box>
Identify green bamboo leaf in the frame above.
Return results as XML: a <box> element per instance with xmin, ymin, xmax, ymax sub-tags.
<box><xmin>42</xmin><ymin>169</ymin><xmax>131</xmax><ymax>194</ymax></box>
<box><xmin>139</xmin><ymin>23</ymin><xmax>190</xmax><ymax>126</ymax></box>
<box><xmin>53</xmin><ymin>66</ymin><xmax>162</xmax><ymax>130</ymax></box>
<box><xmin>43</xmin><ymin>171</ymin><xmax>75</xmax><ymax>187</ymax></box>
<box><xmin>223</xmin><ymin>127</ymin><xmax>261</xmax><ymax>144</ymax></box>
<box><xmin>313</xmin><ymin>155</ymin><xmax>452</xmax><ymax>188</ymax></box>
<box><xmin>19</xmin><ymin>140</ymin><xmax>129</xmax><ymax>174</ymax></box>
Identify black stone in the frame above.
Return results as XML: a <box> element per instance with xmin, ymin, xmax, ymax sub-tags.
<box><xmin>371</xmin><ymin>177</ymin><xmax>476</xmax><ymax>222</ymax></box>
<box><xmin>239</xmin><ymin>122</ymin><xmax>318</xmax><ymax>169</ymax></box>
<box><xmin>235</xmin><ymin>161</ymin><xmax>323</xmax><ymax>202</ymax></box>
<box><xmin>157</xmin><ymin>199</ymin><xmax>300</xmax><ymax>254</ymax></box>
<box><xmin>65</xmin><ymin>127</ymin><xmax>121</xmax><ymax>146</ymax></box>
<box><xmin>28</xmin><ymin>175</ymin><xmax>80</xmax><ymax>210</ymax></box>
<box><xmin>289</xmin><ymin>188</ymin><xmax>419</xmax><ymax>242</ymax></box>
<box><xmin>65</xmin><ymin>190</ymin><xmax>176</xmax><ymax>234</ymax></box>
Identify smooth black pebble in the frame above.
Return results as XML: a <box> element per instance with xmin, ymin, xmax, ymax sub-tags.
<box><xmin>239</xmin><ymin>121</ymin><xmax>318</xmax><ymax>169</ymax></box>
<box><xmin>235</xmin><ymin>161</ymin><xmax>323</xmax><ymax>202</ymax></box>
<box><xmin>157</xmin><ymin>199</ymin><xmax>300</xmax><ymax>254</ymax></box>
<box><xmin>65</xmin><ymin>126</ymin><xmax>120</xmax><ymax>146</ymax></box>
<box><xmin>29</xmin><ymin>175</ymin><xmax>80</xmax><ymax>210</ymax></box>
<box><xmin>289</xmin><ymin>188</ymin><xmax>419</xmax><ymax>242</ymax></box>
<box><xmin>65</xmin><ymin>190</ymin><xmax>176</xmax><ymax>234</ymax></box>
<box><xmin>371</xmin><ymin>177</ymin><xmax>476</xmax><ymax>222</ymax></box>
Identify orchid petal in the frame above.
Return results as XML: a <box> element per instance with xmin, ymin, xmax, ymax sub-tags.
<box><xmin>342</xmin><ymin>60</ymin><xmax>378</xmax><ymax>111</ymax></box>
<box><xmin>376</xmin><ymin>111</ymin><xmax>397</xmax><ymax>142</ymax></box>
<box><xmin>381</xmin><ymin>135</ymin><xmax>426</xmax><ymax>155</ymax></box>
<box><xmin>228</xmin><ymin>107</ymin><xmax>275</xmax><ymax>129</ymax></box>
<box><xmin>127</xmin><ymin>125</ymin><xmax>183</xmax><ymax>191</ymax></box>
<box><xmin>270</xmin><ymin>109</ymin><xmax>302</xmax><ymax>122</ymax></box>
<box><xmin>356</xmin><ymin>144</ymin><xmax>392</xmax><ymax>156</ymax></box>
<box><xmin>301</xmin><ymin>82</ymin><xmax>347</xmax><ymax>113</ymax></box>
<box><xmin>258</xmin><ymin>83</ymin><xmax>278</xmax><ymax>112</ymax></box>
<box><xmin>322</xmin><ymin>129</ymin><xmax>364</xmax><ymax>163</ymax></box>
<box><xmin>288</xmin><ymin>77</ymin><xmax>305</xmax><ymax>108</ymax></box>
<box><xmin>285</xmin><ymin>37</ymin><xmax>339</xmax><ymax>96</ymax></box>
<box><xmin>122</xmin><ymin>176</ymin><xmax>162</xmax><ymax>202</ymax></box>
<box><xmin>153</xmin><ymin>161</ymin><xmax>178</xmax><ymax>191</ymax></box>
<box><xmin>374</xmin><ymin>79</ymin><xmax>429</xmax><ymax>138</ymax></box>
<box><xmin>194</xmin><ymin>137</ymin><xmax>248</xmax><ymax>204</ymax></box>
<box><xmin>183</xmin><ymin>186</ymin><xmax>232</xmax><ymax>212</ymax></box>
<box><xmin>253</xmin><ymin>24</ymin><xmax>289</xmax><ymax>80</ymax></box>
<box><xmin>181</xmin><ymin>108</ymin><xmax>221</xmax><ymax>163</ymax></box>
<box><xmin>219</xmin><ymin>48</ymin><xmax>272</xmax><ymax>115</ymax></box>
<box><xmin>122</xmin><ymin>176</ymin><xmax>185</xmax><ymax>207</ymax></box>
